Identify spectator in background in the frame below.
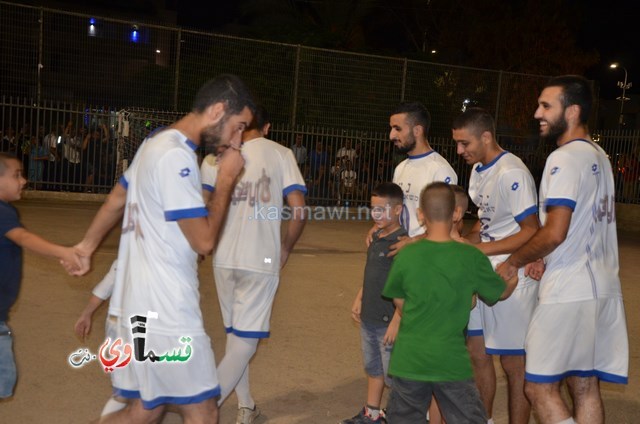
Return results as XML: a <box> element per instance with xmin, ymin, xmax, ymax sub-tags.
<box><xmin>82</xmin><ymin>123</ymin><xmax>109</xmax><ymax>192</ymax></box>
<box><xmin>337</xmin><ymin>138</ymin><xmax>357</xmax><ymax>164</ymax></box>
<box><xmin>308</xmin><ymin>141</ymin><xmax>328</xmax><ymax>202</ymax></box>
<box><xmin>63</xmin><ymin>122</ymin><xmax>84</xmax><ymax>191</ymax></box>
<box><xmin>291</xmin><ymin>133</ymin><xmax>307</xmax><ymax>176</ymax></box>
<box><xmin>330</xmin><ymin>157</ymin><xmax>343</xmax><ymax>205</ymax></box>
<box><xmin>340</xmin><ymin>159</ymin><xmax>357</xmax><ymax>205</ymax></box>
<box><xmin>27</xmin><ymin>136</ymin><xmax>48</xmax><ymax>190</ymax></box>
<box><xmin>43</xmin><ymin>125</ymin><xmax>62</xmax><ymax>190</ymax></box>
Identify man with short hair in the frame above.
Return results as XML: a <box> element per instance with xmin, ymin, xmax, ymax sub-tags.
<box><xmin>453</xmin><ymin>107</ymin><xmax>539</xmax><ymax>424</ymax></box>
<box><xmin>201</xmin><ymin>105</ymin><xmax>306</xmax><ymax>424</ymax></box>
<box><xmin>497</xmin><ymin>75</ymin><xmax>629</xmax><ymax>424</ymax></box>
<box><xmin>74</xmin><ymin>74</ymin><xmax>255</xmax><ymax>424</ymax></box>
<box><xmin>373</xmin><ymin>102</ymin><xmax>457</xmax><ymax>255</ymax></box>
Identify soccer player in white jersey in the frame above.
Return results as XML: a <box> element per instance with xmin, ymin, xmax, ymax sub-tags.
<box><xmin>368</xmin><ymin>102</ymin><xmax>457</xmax><ymax>258</ymax></box>
<box><xmin>452</xmin><ymin>107</ymin><xmax>540</xmax><ymax>424</ymax></box>
<box><xmin>372</xmin><ymin>102</ymin><xmax>457</xmax><ymax>423</ymax></box>
<box><xmin>201</xmin><ymin>105</ymin><xmax>307</xmax><ymax>424</ymax></box>
<box><xmin>497</xmin><ymin>75</ymin><xmax>629</xmax><ymax>424</ymax></box>
<box><xmin>73</xmin><ymin>74</ymin><xmax>255</xmax><ymax>424</ymax></box>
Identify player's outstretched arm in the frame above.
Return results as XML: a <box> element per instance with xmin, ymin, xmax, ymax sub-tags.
<box><xmin>75</xmin><ymin>183</ymin><xmax>127</xmax><ymax>273</ymax></box>
<box><xmin>365</xmin><ymin>223</ymin><xmax>377</xmax><ymax>247</ymax></box>
<box><xmin>281</xmin><ymin>190</ymin><xmax>307</xmax><ymax>269</ymax></box>
<box><xmin>383</xmin><ymin>309</ymin><xmax>402</xmax><ymax>345</ymax></box>
<box><xmin>5</xmin><ymin>227</ymin><xmax>86</xmax><ymax>275</ymax></box>
<box><xmin>474</xmin><ymin>214</ymin><xmax>539</xmax><ymax>257</ymax></box>
<box><xmin>351</xmin><ymin>287</ymin><xmax>363</xmax><ymax>323</ymax></box>
<box><xmin>74</xmin><ymin>295</ymin><xmax>104</xmax><ymax>341</ymax></box>
<box><xmin>496</xmin><ymin>206</ymin><xmax>571</xmax><ymax>281</ymax></box>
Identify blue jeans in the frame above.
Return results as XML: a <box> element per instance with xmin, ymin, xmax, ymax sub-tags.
<box><xmin>0</xmin><ymin>321</ymin><xmax>17</xmax><ymax>398</ymax></box>
<box><xmin>387</xmin><ymin>377</ymin><xmax>487</xmax><ymax>423</ymax></box>
<box><xmin>360</xmin><ymin>321</ymin><xmax>393</xmax><ymax>387</ymax></box>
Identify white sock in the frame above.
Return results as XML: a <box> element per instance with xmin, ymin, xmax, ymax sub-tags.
<box><xmin>216</xmin><ymin>333</ymin><xmax>259</xmax><ymax>407</ymax></box>
<box><xmin>556</xmin><ymin>419</ymin><xmax>576</xmax><ymax>424</ymax></box>
<box><xmin>366</xmin><ymin>405</ymin><xmax>380</xmax><ymax>420</ymax></box>
<box><xmin>100</xmin><ymin>397</ymin><xmax>127</xmax><ymax>416</ymax></box>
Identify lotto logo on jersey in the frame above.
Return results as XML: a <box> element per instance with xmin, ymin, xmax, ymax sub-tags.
<box><xmin>592</xmin><ymin>163</ymin><xmax>599</xmax><ymax>175</ymax></box>
<box><xmin>550</xmin><ymin>166</ymin><xmax>560</xmax><ymax>175</ymax></box>
<box><xmin>179</xmin><ymin>167</ymin><xmax>191</xmax><ymax>177</ymax></box>
<box><xmin>511</xmin><ymin>182</ymin><xmax>519</xmax><ymax>191</ymax></box>
<box><xmin>444</xmin><ymin>176</ymin><xmax>451</xmax><ymax>183</ymax></box>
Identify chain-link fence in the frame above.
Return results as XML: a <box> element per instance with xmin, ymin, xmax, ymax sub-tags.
<box><xmin>0</xmin><ymin>1</ymin><xmax>638</xmax><ymax>205</ymax></box>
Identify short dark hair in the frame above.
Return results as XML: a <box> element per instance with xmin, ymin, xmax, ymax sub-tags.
<box><xmin>0</xmin><ymin>152</ymin><xmax>19</xmax><ymax>176</ymax></box>
<box><xmin>371</xmin><ymin>182</ymin><xmax>404</xmax><ymax>205</ymax></box>
<box><xmin>419</xmin><ymin>182</ymin><xmax>455</xmax><ymax>222</ymax></box>
<box><xmin>391</xmin><ymin>101</ymin><xmax>431</xmax><ymax>137</ymax></box>
<box><xmin>191</xmin><ymin>74</ymin><xmax>256</xmax><ymax>116</ymax></box>
<box><xmin>247</xmin><ymin>104</ymin><xmax>270</xmax><ymax>131</ymax></box>
<box><xmin>450</xmin><ymin>184</ymin><xmax>469</xmax><ymax>212</ymax></box>
<box><xmin>452</xmin><ymin>107</ymin><xmax>496</xmax><ymax>139</ymax></box>
<box><xmin>544</xmin><ymin>75</ymin><xmax>593</xmax><ymax>124</ymax></box>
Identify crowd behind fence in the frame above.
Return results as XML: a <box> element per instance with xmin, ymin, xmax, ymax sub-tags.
<box><xmin>1</xmin><ymin>98</ymin><xmax>638</xmax><ymax>207</ymax></box>
<box><xmin>0</xmin><ymin>1</ymin><xmax>638</xmax><ymax>206</ymax></box>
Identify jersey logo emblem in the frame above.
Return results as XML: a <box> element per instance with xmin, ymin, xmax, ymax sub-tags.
<box><xmin>179</xmin><ymin>168</ymin><xmax>191</xmax><ymax>177</ymax></box>
<box><xmin>511</xmin><ymin>182</ymin><xmax>519</xmax><ymax>191</ymax></box>
<box><xmin>550</xmin><ymin>166</ymin><xmax>559</xmax><ymax>175</ymax></box>
<box><xmin>444</xmin><ymin>176</ymin><xmax>451</xmax><ymax>183</ymax></box>
<box><xmin>592</xmin><ymin>163</ymin><xmax>599</xmax><ymax>174</ymax></box>
<box><xmin>264</xmin><ymin>257</ymin><xmax>272</xmax><ymax>264</ymax></box>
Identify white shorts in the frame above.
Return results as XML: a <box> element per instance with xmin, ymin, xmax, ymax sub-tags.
<box><xmin>525</xmin><ymin>297</ymin><xmax>628</xmax><ymax>384</ymax></box>
<box><xmin>214</xmin><ymin>268</ymin><xmax>280</xmax><ymax>339</ymax></box>
<box><xmin>482</xmin><ymin>275</ymin><xmax>538</xmax><ymax>355</ymax></box>
<box><xmin>109</xmin><ymin>317</ymin><xmax>220</xmax><ymax>409</ymax></box>
<box><xmin>466</xmin><ymin>301</ymin><xmax>484</xmax><ymax>337</ymax></box>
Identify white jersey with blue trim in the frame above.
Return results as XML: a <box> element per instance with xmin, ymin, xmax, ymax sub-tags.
<box><xmin>538</xmin><ymin>139</ymin><xmax>621</xmax><ymax>304</ymax></box>
<box><xmin>468</xmin><ymin>151</ymin><xmax>538</xmax><ymax>272</ymax></box>
<box><xmin>393</xmin><ymin>150</ymin><xmax>458</xmax><ymax>237</ymax></box>
<box><xmin>109</xmin><ymin>128</ymin><xmax>208</xmax><ymax>336</ymax></box>
<box><xmin>200</xmin><ymin>137</ymin><xmax>307</xmax><ymax>275</ymax></box>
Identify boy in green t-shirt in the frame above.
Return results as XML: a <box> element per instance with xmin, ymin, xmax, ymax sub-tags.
<box><xmin>383</xmin><ymin>182</ymin><xmax>517</xmax><ymax>423</ymax></box>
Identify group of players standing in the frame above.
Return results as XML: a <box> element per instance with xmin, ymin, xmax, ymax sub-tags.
<box><xmin>56</xmin><ymin>72</ymin><xmax>628</xmax><ymax>424</ymax></box>
<box><xmin>344</xmin><ymin>74</ymin><xmax>628</xmax><ymax>424</ymax></box>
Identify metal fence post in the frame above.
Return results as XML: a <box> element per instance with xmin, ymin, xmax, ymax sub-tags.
<box><xmin>291</xmin><ymin>45</ymin><xmax>301</xmax><ymax>127</ymax></box>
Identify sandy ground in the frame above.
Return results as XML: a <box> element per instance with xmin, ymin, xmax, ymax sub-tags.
<box><xmin>1</xmin><ymin>198</ymin><xmax>639</xmax><ymax>423</ymax></box>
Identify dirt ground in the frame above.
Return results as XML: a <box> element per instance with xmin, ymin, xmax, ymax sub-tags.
<box><xmin>1</xmin><ymin>197</ymin><xmax>639</xmax><ymax>424</ymax></box>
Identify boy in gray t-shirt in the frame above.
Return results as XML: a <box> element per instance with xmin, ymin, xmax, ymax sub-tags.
<box><xmin>341</xmin><ymin>182</ymin><xmax>407</xmax><ymax>424</ymax></box>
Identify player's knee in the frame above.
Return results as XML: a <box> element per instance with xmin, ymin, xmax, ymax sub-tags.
<box><xmin>499</xmin><ymin>355</ymin><xmax>525</xmax><ymax>375</ymax></box>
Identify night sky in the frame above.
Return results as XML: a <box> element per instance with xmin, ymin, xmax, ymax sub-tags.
<box><xmin>12</xmin><ymin>0</ymin><xmax>640</xmax><ymax>100</ymax></box>
<box><xmin>173</xmin><ymin>1</ymin><xmax>640</xmax><ymax>101</ymax></box>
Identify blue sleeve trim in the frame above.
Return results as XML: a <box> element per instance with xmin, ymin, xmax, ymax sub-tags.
<box><xmin>164</xmin><ymin>207</ymin><xmax>208</xmax><ymax>221</ymax></box>
<box><xmin>118</xmin><ymin>175</ymin><xmax>128</xmax><ymax>190</ymax></box>
<box><xmin>545</xmin><ymin>198</ymin><xmax>576</xmax><ymax>211</ymax></box>
<box><xmin>227</xmin><ymin>327</ymin><xmax>270</xmax><ymax>339</ymax></box>
<box><xmin>485</xmin><ymin>347</ymin><xmax>526</xmax><ymax>356</ymax></box>
<box><xmin>202</xmin><ymin>184</ymin><xmax>214</xmax><ymax>193</ymax></box>
<box><xmin>465</xmin><ymin>329</ymin><xmax>484</xmax><ymax>337</ymax></box>
<box><xmin>283</xmin><ymin>184</ymin><xmax>307</xmax><ymax>196</ymax></box>
<box><xmin>514</xmin><ymin>205</ymin><xmax>538</xmax><ymax>223</ymax></box>
<box><xmin>525</xmin><ymin>370</ymin><xmax>628</xmax><ymax>384</ymax></box>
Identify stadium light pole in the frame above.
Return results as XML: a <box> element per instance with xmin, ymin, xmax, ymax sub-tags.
<box><xmin>610</xmin><ymin>63</ymin><xmax>632</xmax><ymax>129</ymax></box>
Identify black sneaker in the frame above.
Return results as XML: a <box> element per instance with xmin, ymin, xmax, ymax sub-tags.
<box><xmin>339</xmin><ymin>407</ymin><xmax>386</xmax><ymax>424</ymax></box>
